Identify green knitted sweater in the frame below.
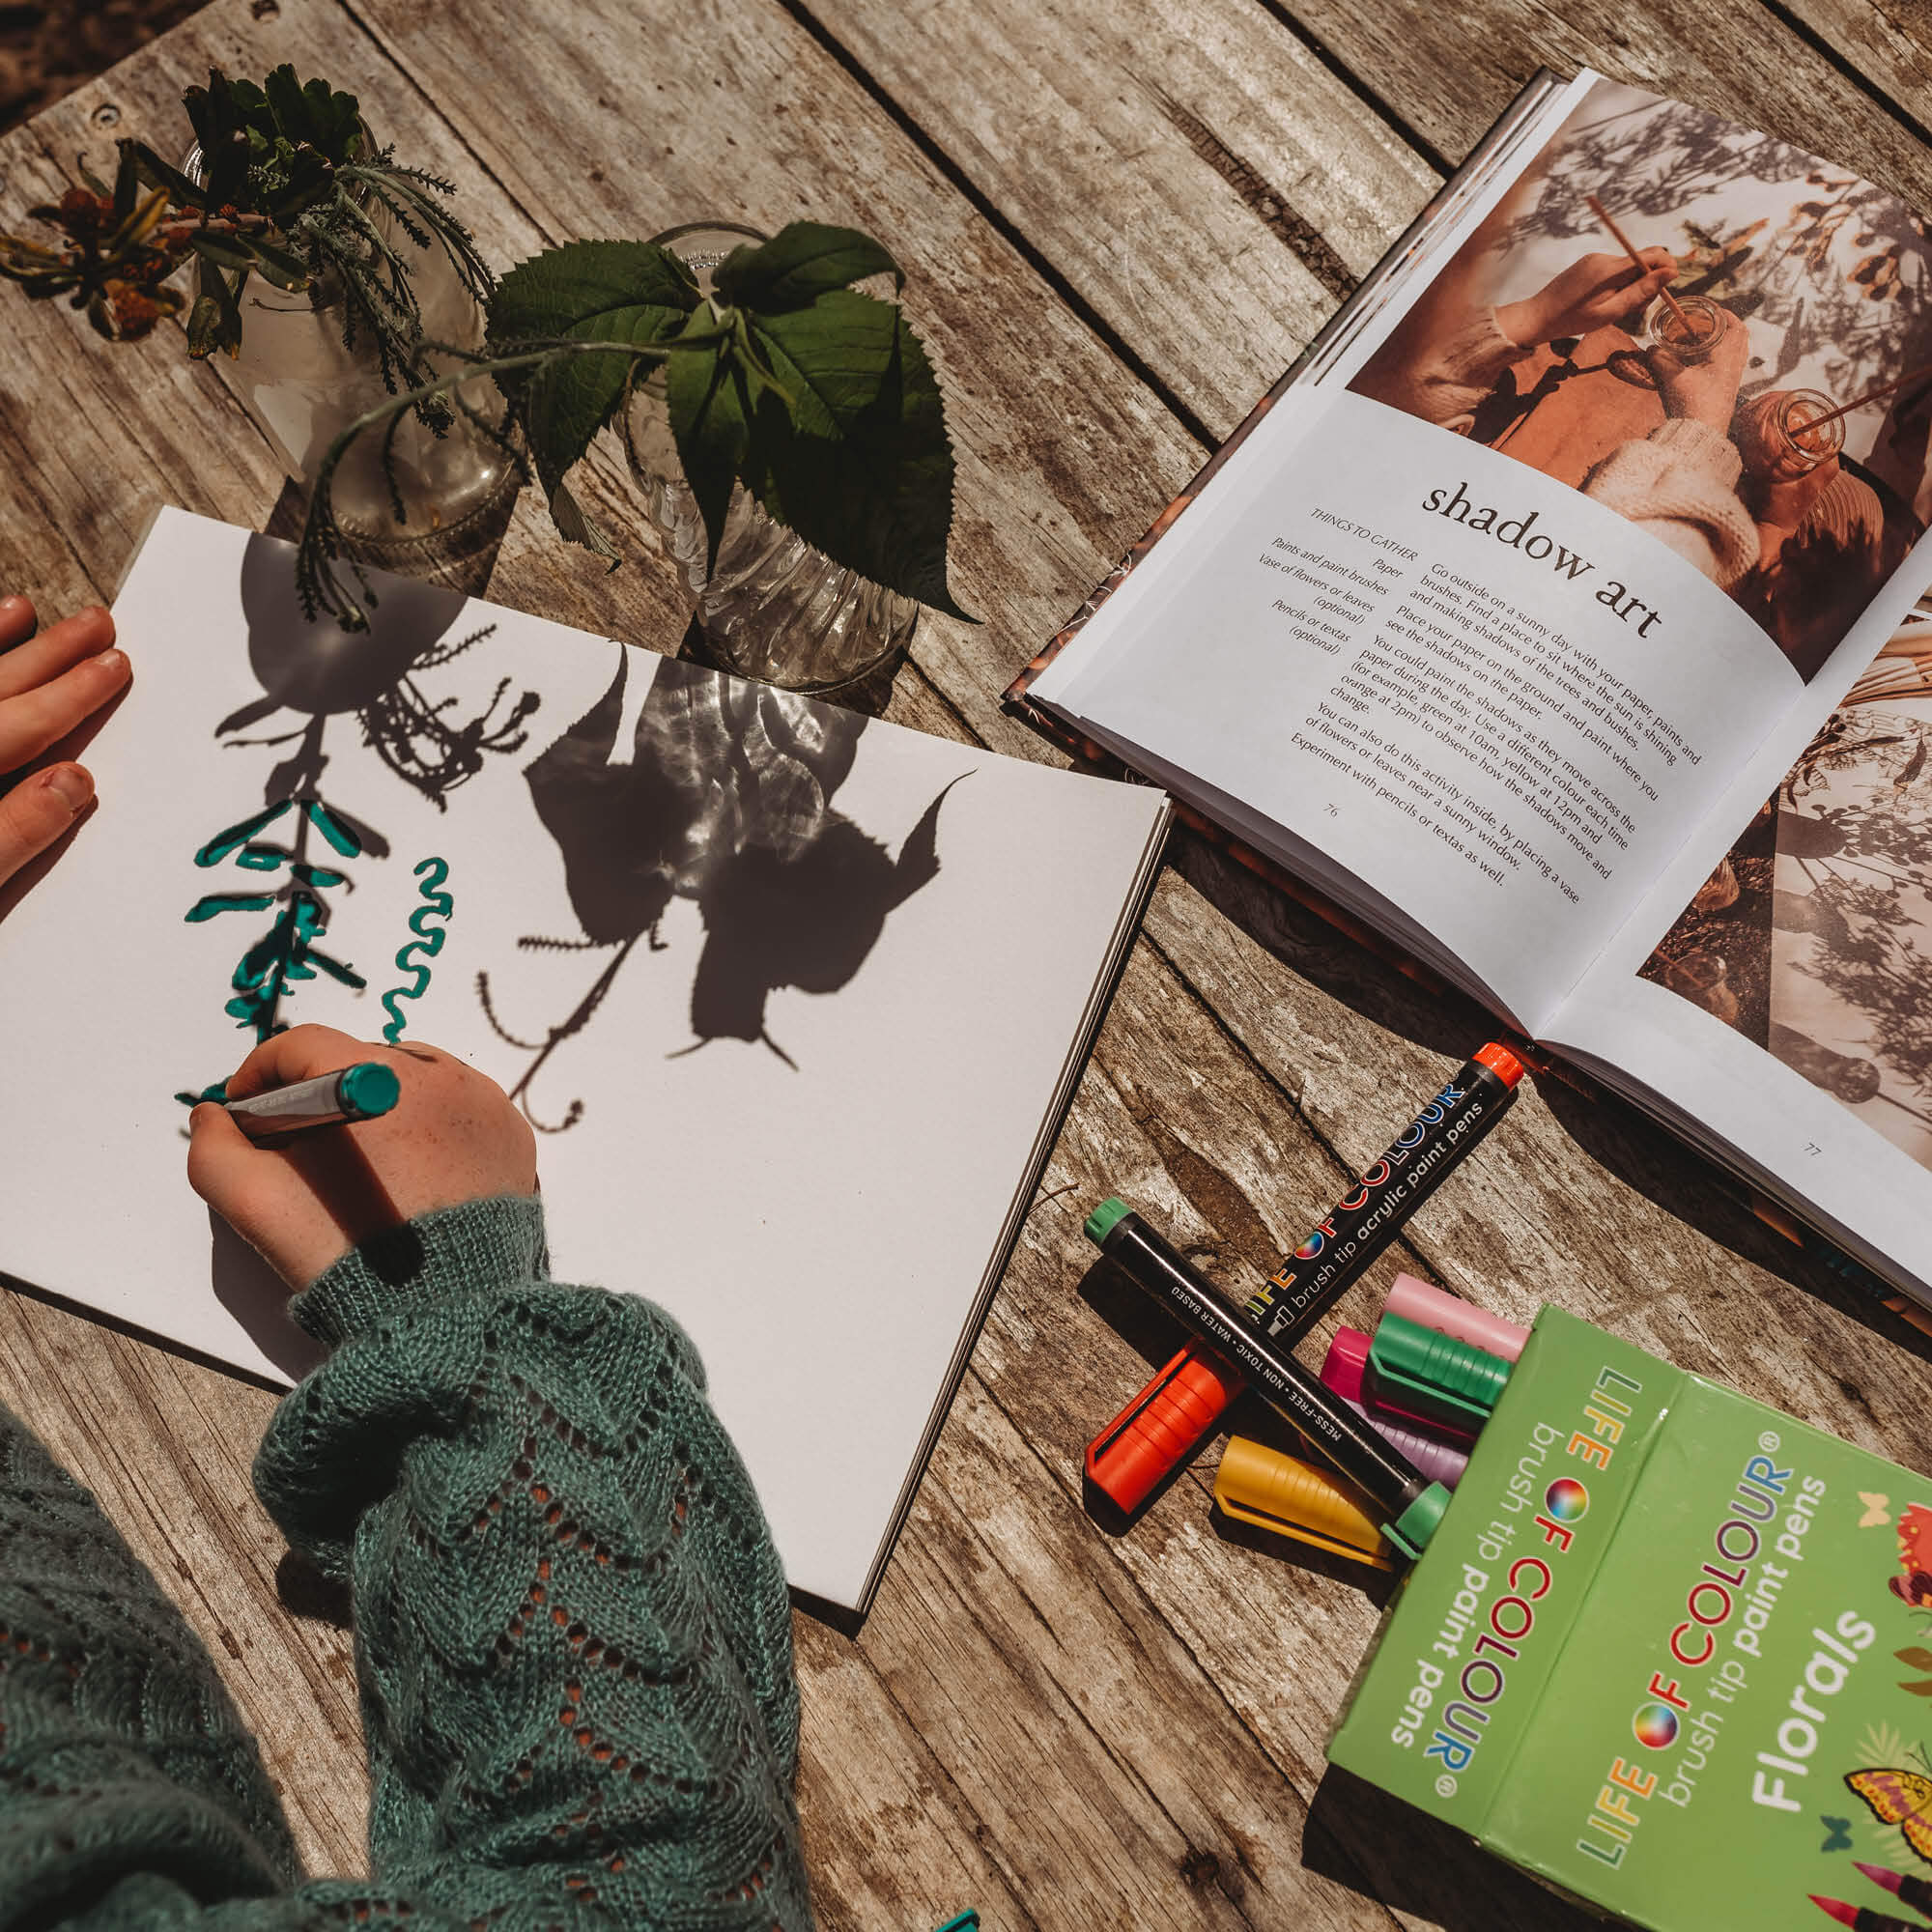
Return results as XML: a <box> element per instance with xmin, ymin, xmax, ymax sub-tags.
<box><xmin>0</xmin><ymin>1195</ymin><xmax>814</xmax><ymax>1930</ymax></box>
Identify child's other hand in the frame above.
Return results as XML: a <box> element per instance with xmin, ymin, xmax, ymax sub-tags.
<box><xmin>0</xmin><ymin>596</ymin><xmax>129</xmax><ymax>888</ymax></box>
<box><xmin>187</xmin><ymin>1026</ymin><xmax>539</xmax><ymax>1292</ymax></box>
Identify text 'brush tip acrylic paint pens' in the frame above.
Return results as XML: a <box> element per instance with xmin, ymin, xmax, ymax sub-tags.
<box><xmin>1084</xmin><ymin>1199</ymin><xmax>1450</xmax><ymax>1562</ymax></box>
<box><xmin>1082</xmin><ymin>1041</ymin><xmax>1524</xmax><ymax>1515</ymax></box>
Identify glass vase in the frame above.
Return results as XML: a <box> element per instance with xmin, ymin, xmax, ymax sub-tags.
<box><xmin>187</xmin><ymin>145</ymin><xmax>516</xmax><ymax>557</ymax></box>
<box><xmin>623</xmin><ymin>222</ymin><xmax>919</xmax><ymax>696</ymax></box>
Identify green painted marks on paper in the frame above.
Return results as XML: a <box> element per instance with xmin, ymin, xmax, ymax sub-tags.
<box><xmin>380</xmin><ymin>857</ymin><xmax>453</xmax><ymax>1044</ymax></box>
<box><xmin>183</xmin><ymin>793</ymin><xmax>369</xmax><ymax>1059</ymax></box>
<box><xmin>194</xmin><ymin>797</ymin><xmax>364</xmax><ymax>868</ymax></box>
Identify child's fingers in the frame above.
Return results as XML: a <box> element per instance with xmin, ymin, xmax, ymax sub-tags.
<box><xmin>184</xmin><ymin>1100</ymin><xmax>260</xmax><ymax>1209</ymax></box>
<box><xmin>0</xmin><ymin>645</ymin><xmax>128</xmax><ymax>772</ymax></box>
<box><xmin>0</xmin><ymin>762</ymin><xmax>93</xmax><ymax>888</ymax></box>
<box><xmin>0</xmin><ymin>596</ymin><xmax>36</xmax><ymax>653</ymax></box>
<box><xmin>0</xmin><ymin>605</ymin><xmax>113</xmax><ymax>702</ymax></box>
<box><xmin>221</xmin><ymin>1023</ymin><xmax>377</xmax><ymax>1102</ymax></box>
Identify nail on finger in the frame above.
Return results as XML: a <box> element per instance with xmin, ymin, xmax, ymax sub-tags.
<box><xmin>42</xmin><ymin>765</ymin><xmax>92</xmax><ymax>813</ymax></box>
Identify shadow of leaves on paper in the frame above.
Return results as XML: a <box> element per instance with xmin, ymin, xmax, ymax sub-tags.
<box><xmin>481</xmin><ymin>652</ymin><xmax>967</xmax><ymax>1128</ymax></box>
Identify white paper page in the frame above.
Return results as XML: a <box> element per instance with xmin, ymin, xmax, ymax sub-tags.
<box><xmin>1052</xmin><ymin>390</ymin><xmax>1796</xmax><ymax>1033</ymax></box>
<box><xmin>0</xmin><ymin>509</ymin><xmax>1167</xmax><ymax>1609</ymax></box>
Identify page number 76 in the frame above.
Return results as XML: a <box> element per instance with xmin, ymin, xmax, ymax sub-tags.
<box><xmin>1323</xmin><ymin>802</ymin><xmax>1340</xmax><ymax>817</ymax></box>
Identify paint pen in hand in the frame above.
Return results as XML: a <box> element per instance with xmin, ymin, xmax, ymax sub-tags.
<box><xmin>221</xmin><ymin>1062</ymin><xmax>401</xmax><ymax>1142</ymax></box>
<box><xmin>1085</xmin><ymin>1200</ymin><xmax>1450</xmax><ymax>1562</ymax></box>
<box><xmin>1084</xmin><ymin>1042</ymin><xmax>1523</xmax><ymax>1513</ymax></box>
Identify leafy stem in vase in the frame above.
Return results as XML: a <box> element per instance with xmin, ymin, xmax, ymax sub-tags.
<box><xmin>292</xmin><ymin>222</ymin><xmax>976</xmax><ymax>629</ymax></box>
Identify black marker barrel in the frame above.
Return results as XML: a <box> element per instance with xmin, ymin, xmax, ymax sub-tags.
<box><xmin>1246</xmin><ymin>1042</ymin><xmax>1523</xmax><ymax>1343</ymax></box>
<box><xmin>1087</xmin><ymin>1201</ymin><xmax>1450</xmax><ymax>1561</ymax></box>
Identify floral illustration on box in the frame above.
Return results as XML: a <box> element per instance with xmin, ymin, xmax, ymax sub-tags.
<box><xmin>175</xmin><ymin>539</ymin><xmax>534</xmax><ymax>1102</ymax></box>
<box><xmin>479</xmin><ymin>654</ymin><xmax>966</xmax><ymax>1131</ymax></box>
<box><xmin>1844</xmin><ymin>1759</ymin><xmax>1932</xmax><ymax>1865</ymax></box>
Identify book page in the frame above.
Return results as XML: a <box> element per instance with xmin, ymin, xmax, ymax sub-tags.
<box><xmin>1058</xmin><ymin>392</ymin><xmax>1799</xmax><ymax>1031</ymax></box>
<box><xmin>1549</xmin><ymin>608</ymin><xmax>1932</xmax><ymax>1297</ymax></box>
<box><xmin>1044</xmin><ymin>76</ymin><xmax>1932</xmax><ymax>1036</ymax></box>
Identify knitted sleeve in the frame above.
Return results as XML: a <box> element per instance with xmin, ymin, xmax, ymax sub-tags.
<box><xmin>0</xmin><ymin>1195</ymin><xmax>814</xmax><ymax>1932</ymax></box>
<box><xmin>1357</xmin><ymin>308</ymin><xmax>1526</xmax><ymax>431</ymax></box>
<box><xmin>1579</xmin><ymin>418</ymin><xmax>1761</xmax><ymax>588</ymax></box>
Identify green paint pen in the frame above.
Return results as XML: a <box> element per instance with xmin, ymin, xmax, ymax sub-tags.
<box><xmin>1367</xmin><ymin>1312</ymin><xmax>1513</xmax><ymax>1438</ymax></box>
<box><xmin>220</xmin><ymin>1062</ymin><xmax>400</xmax><ymax>1141</ymax></box>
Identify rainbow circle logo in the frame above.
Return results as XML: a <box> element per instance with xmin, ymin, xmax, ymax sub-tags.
<box><xmin>1544</xmin><ymin>1478</ymin><xmax>1590</xmax><ymax>1521</ymax></box>
<box><xmin>1633</xmin><ymin>1702</ymin><xmax>1680</xmax><ymax>1750</ymax></box>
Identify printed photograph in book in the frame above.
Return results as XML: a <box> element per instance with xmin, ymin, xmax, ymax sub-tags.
<box><xmin>1350</xmin><ymin>78</ymin><xmax>1932</xmax><ymax>681</ymax></box>
<box><xmin>1641</xmin><ymin>607</ymin><xmax>1932</xmax><ymax>1172</ymax></box>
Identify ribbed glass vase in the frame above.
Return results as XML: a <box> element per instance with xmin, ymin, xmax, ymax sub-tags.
<box><xmin>624</xmin><ymin>222</ymin><xmax>918</xmax><ymax>696</ymax></box>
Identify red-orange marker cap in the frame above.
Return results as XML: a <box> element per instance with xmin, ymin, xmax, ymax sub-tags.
<box><xmin>1474</xmin><ymin>1040</ymin><xmax>1526</xmax><ymax>1087</ymax></box>
<box><xmin>1085</xmin><ymin>1342</ymin><xmax>1245</xmax><ymax>1514</ymax></box>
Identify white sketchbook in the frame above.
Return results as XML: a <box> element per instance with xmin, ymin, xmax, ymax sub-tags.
<box><xmin>0</xmin><ymin>509</ymin><xmax>1169</xmax><ymax>1613</ymax></box>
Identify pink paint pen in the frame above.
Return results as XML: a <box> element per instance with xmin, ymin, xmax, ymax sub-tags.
<box><xmin>1319</xmin><ymin>1327</ymin><xmax>1469</xmax><ymax>1487</ymax></box>
<box><xmin>1385</xmin><ymin>1273</ymin><xmax>1528</xmax><ymax>1362</ymax></box>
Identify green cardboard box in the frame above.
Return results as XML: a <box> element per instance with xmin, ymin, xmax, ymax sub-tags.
<box><xmin>1329</xmin><ymin>1306</ymin><xmax>1932</xmax><ymax>1929</ymax></box>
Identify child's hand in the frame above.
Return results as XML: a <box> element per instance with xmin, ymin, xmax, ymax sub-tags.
<box><xmin>187</xmin><ymin>1025</ymin><xmax>539</xmax><ymax>1291</ymax></box>
<box><xmin>0</xmin><ymin>596</ymin><xmax>129</xmax><ymax>888</ymax></box>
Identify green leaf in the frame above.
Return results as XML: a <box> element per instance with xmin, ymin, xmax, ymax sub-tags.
<box><xmin>736</xmin><ymin>291</ymin><xmax>972</xmax><ymax>618</ymax></box>
<box><xmin>187</xmin><ymin>229</ymin><xmax>256</xmax><ymax>271</ymax></box>
<box><xmin>668</xmin><ymin>325</ymin><xmax>751</xmax><ymax>573</ymax></box>
<box><xmin>186</xmin><ymin>254</ymin><xmax>243</xmax><ymax>359</ymax></box>
<box><xmin>245</xmin><ymin>236</ymin><xmax>311</xmax><ymax>292</ymax></box>
<box><xmin>259</xmin><ymin>66</ymin><xmax>360</xmax><ymax>164</ymax></box>
<box><xmin>713</xmin><ymin>222</ymin><xmax>902</xmax><ymax>310</ymax></box>
<box><xmin>489</xmin><ymin>239</ymin><xmax>697</xmax><ymax>342</ymax></box>
<box><xmin>546</xmin><ymin>476</ymin><xmax>623</xmax><ymax>568</ymax></box>
<box><xmin>488</xmin><ymin>242</ymin><xmax>701</xmax><ymax>541</ymax></box>
<box><xmin>121</xmin><ymin>139</ymin><xmax>207</xmax><ymax>211</ymax></box>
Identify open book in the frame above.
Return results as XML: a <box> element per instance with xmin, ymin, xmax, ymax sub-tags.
<box><xmin>1010</xmin><ymin>71</ymin><xmax>1932</xmax><ymax>1306</ymax></box>
<box><xmin>0</xmin><ymin>510</ymin><xmax>1170</xmax><ymax>1614</ymax></box>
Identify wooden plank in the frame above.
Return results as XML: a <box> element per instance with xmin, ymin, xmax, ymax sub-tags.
<box><xmin>1260</xmin><ymin>0</ymin><xmax>1932</xmax><ymax>202</ymax></box>
<box><xmin>1765</xmin><ymin>0</ymin><xmax>1932</xmax><ymax>162</ymax></box>
<box><xmin>790</xmin><ymin>0</ymin><xmax>1438</xmax><ymax>439</ymax></box>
